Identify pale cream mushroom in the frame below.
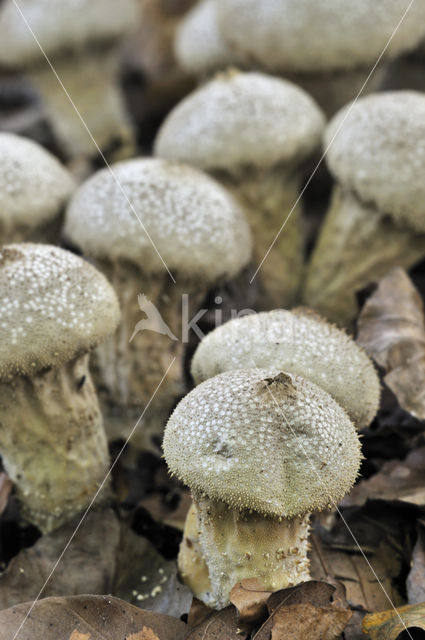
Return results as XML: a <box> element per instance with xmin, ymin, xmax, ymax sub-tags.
<box><xmin>0</xmin><ymin>244</ymin><xmax>120</xmax><ymax>533</ymax></box>
<box><xmin>303</xmin><ymin>92</ymin><xmax>425</xmax><ymax>326</ymax></box>
<box><xmin>214</xmin><ymin>0</ymin><xmax>425</xmax><ymax>116</ymax></box>
<box><xmin>64</xmin><ymin>158</ymin><xmax>251</xmax><ymax>449</ymax></box>
<box><xmin>163</xmin><ymin>368</ymin><xmax>361</xmax><ymax>609</ymax></box>
<box><xmin>155</xmin><ymin>70</ymin><xmax>325</xmax><ymax>310</ymax></box>
<box><xmin>0</xmin><ymin>132</ymin><xmax>74</xmax><ymax>244</ymax></box>
<box><xmin>0</xmin><ymin>0</ymin><xmax>139</xmax><ymax>160</ymax></box>
<box><xmin>191</xmin><ymin>308</ymin><xmax>380</xmax><ymax>430</ymax></box>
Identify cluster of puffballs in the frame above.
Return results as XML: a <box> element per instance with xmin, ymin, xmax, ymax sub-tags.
<box><xmin>1</xmin><ymin>0</ymin><xmax>425</xmax><ymax>615</ymax></box>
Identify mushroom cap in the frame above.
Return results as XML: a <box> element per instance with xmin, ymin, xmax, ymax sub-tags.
<box><xmin>154</xmin><ymin>71</ymin><xmax>325</xmax><ymax>173</ymax></box>
<box><xmin>0</xmin><ymin>243</ymin><xmax>120</xmax><ymax>381</ymax></box>
<box><xmin>175</xmin><ymin>0</ymin><xmax>237</xmax><ymax>76</ymax></box>
<box><xmin>325</xmin><ymin>92</ymin><xmax>425</xmax><ymax>231</ymax></box>
<box><xmin>191</xmin><ymin>309</ymin><xmax>380</xmax><ymax>429</ymax></box>
<box><xmin>64</xmin><ymin>158</ymin><xmax>251</xmax><ymax>281</ymax></box>
<box><xmin>0</xmin><ymin>133</ymin><xmax>75</xmax><ymax>232</ymax></box>
<box><xmin>216</xmin><ymin>0</ymin><xmax>425</xmax><ymax>73</ymax></box>
<box><xmin>163</xmin><ymin>369</ymin><xmax>361</xmax><ymax>518</ymax></box>
<box><xmin>0</xmin><ymin>0</ymin><xmax>139</xmax><ymax>67</ymax></box>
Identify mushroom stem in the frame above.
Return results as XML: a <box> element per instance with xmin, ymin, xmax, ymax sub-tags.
<box><xmin>286</xmin><ymin>66</ymin><xmax>384</xmax><ymax>117</ymax></box>
<box><xmin>219</xmin><ymin>166</ymin><xmax>304</xmax><ymax>310</ymax></box>
<box><xmin>190</xmin><ymin>494</ymin><xmax>311</xmax><ymax>609</ymax></box>
<box><xmin>0</xmin><ymin>353</ymin><xmax>110</xmax><ymax>533</ymax></box>
<box><xmin>302</xmin><ymin>186</ymin><xmax>425</xmax><ymax>326</ymax></box>
<box><xmin>28</xmin><ymin>48</ymin><xmax>135</xmax><ymax>160</ymax></box>
<box><xmin>92</xmin><ymin>259</ymin><xmax>205</xmax><ymax>449</ymax></box>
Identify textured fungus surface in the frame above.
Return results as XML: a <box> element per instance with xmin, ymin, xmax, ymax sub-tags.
<box><xmin>163</xmin><ymin>369</ymin><xmax>361</xmax><ymax>518</ymax></box>
<box><xmin>154</xmin><ymin>70</ymin><xmax>325</xmax><ymax>173</ymax></box>
<box><xmin>0</xmin><ymin>133</ymin><xmax>74</xmax><ymax>230</ymax></box>
<box><xmin>0</xmin><ymin>0</ymin><xmax>139</xmax><ymax>65</ymax></box>
<box><xmin>216</xmin><ymin>0</ymin><xmax>425</xmax><ymax>73</ymax></box>
<box><xmin>64</xmin><ymin>158</ymin><xmax>251</xmax><ymax>281</ymax></box>
<box><xmin>191</xmin><ymin>309</ymin><xmax>380</xmax><ymax>429</ymax></box>
<box><xmin>325</xmin><ymin>92</ymin><xmax>425</xmax><ymax>230</ymax></box>
<box><xmin>0</xmin><ymin>244</ymin><xmax>120</xmax><ymax>380</ymax></box>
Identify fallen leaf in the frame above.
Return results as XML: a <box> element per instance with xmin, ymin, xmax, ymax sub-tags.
<box><xmin>342</xmin><ymin>448</ymin><xmax>425</xmax><ymax>508</ymax></box>
<box><xmin>69</xmin><ymin>632</ymin><xmax>91</xmax><ymax>640</ymax></box>
<box><xmin>126</xmin><ymin>629</ymin><xmax>160</xmax><ymax>640</ymax></box>
<box><xmin>357</xmin><ymin>267</ymin><xmax>425</xmax><ymax>419</ymax></box>
<box><xmin>407</xmin><ymin>522</ymin><xmax>425</xmax><ymax>605</ymax></box>
<box><xmin>362</xmin><ymin>602</ymin><xmax>425</xmax><ymax>639</ymax></box>
<box><xmin>0</xmin><ymin>595</ymin><xmax>187</xmax><ymax>640</ymax></box>
<box><xmin>229</xmin><ymin>578</ymin><xmax>271</xmax><ymax>629</ymax></box>
<box><xmin>186</xmin><ymin>605</ymin><xmax>248</xmax><ymax>640</ymax></box>
<box><xmin>253</xmin><ymin>601</ymin><xmax>351</xmax><ymax>640</ymax></box>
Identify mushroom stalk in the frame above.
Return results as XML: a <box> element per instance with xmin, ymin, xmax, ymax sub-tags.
<box><xmin>220</xmin><ymin>166</ymin><xmax>304</xmax><ymax>310</ymax></box>
<box><xmin>92</xmin><ymin>259</ymin><xmax>205</xmax><ymax>449</ymax></box>
<box><xmin>29</xmin><ymin>48</ymin><xmax>134</xmax><ymax>160</ymax></box>
<box><xmin>188</xmin><ymin>494</ymin><xmax>311</xmax><ymax>609</ymax></box>
<box><xmin>0</xmin><ymin>353</ymin><xmax>110</xmax><ymax>533</ymax></box>
<box><xmin>303</xmin><ymin>186</ymin><xmax>425</xmax><ymax>326</ymax></box>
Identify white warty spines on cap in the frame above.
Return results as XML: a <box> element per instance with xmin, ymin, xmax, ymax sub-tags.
<box><xmin>64</xmin><ymin>157</ymin><xmax>251</xmax><ymax>281</ymax></box>
<box><xmin>191</xmin><ymin>308</ymin><xmax>380</xmax><ymax>429</ymax></box>
<box><xmin>163</xmin><ymin>368</ymin><xmax>361</xmax><ymax>518</ymax></box>
<box><xmin>0</xmin><ymin>133</ymin><xmax>74</xmax><ymax>230</ymax></box>
<box><xmin>0</xmin><ymin>243</ymin><xmax>120</xmax><ymax>380</ymax></box>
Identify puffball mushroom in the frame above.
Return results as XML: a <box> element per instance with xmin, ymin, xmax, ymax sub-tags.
<box><xmin>155</xmin><ymin>70</ymin><xmax>325</xmax><ymax>311</ymax></box>
<box><xmin>0</xmin><ymin>243</ymin><xmax>120</xmax><ymax>533</ymax></box>
<box><xmin>0</xmin><ymin>132</ymin><xmax>74</xmax><ymax>244</ymax></box>
<box><xmin>64</xmin><ymin>158</ymin><xmax>251</xmax><ymax>449</ymax></box>
<box><xmin>303</xmin><ymin>91</ymin><xmax>425</xmax><ymax>326</ymax></box>
<box><xmin>191</xmin><ymin>308</ymin><xmax>380</xmax><ymax>430</ymax></box>
<box><xmin>174</xmin><ymin>0</ymin><xmax>238</xmax><ymax>77</ymax></box>
<box><xmin>163</xmin><ymin>368</ymin><xmax>361</xmax><ymax>609</ymax></box>
<box><xmin>0</xmin><ymin>0</ymin><xmax>139</xmax><ymax>160</ymax></box>
<box><xmin>214</xmin><ymin>0</ymin><xmax>425</xmax><ymax>116</ymax></box>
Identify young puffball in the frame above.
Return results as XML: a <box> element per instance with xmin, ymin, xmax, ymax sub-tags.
<box><xmin>64</xmin><ymin>158</ymin><xmax>251</xmax><ymax>449</ymax></box>
<box><xmin>303</xmin><ymin>92</ymin><xmax>425</xmax><ymax>326</ymax></box>
<box><xmin>155</xmin><ymin>70</ymin><xmax>325</xmax><ymax>311</ymax></box>
<box><xmin>214</xmin><ymin>0</ymin><xmax>425</xmax><ymax>116</ymax></box>
<box><xmin>0</xmin><ymin>0</ymin><xmax>139</xmax><ymax>160</ymax></box>
<box><xmin>163</xmin><ymin>368</ymin><xmax>362</xmax><ymax>609</ymax></box>
<box><xmin>191</xmin><ymin>308</ymin><xmax>380</xmax><ymax>430</ymax></box>
<box><xmin>0</xmin><ymin>244</ymin><xmax>120</xmax><ymax>533</ymax></box>
<box><xmin>0</xmin><ymin>132</ymin><xmax>75</xmax><ymax>245</ymax></box>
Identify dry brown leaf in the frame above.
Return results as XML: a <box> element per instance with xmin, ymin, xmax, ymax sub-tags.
<box><xmin>0</xmin><ymin>594</ymin><xmax>187</xmax><ymax>640</ymax></box>
<box><xmin>253</xmin><ymin>601</ymin><xmax>351</xmax><ymax>640</ymax></box>
<box><xmin>229</xmin><ymin>578</ymin><xmax>271</xmax><ymax>629</ymax></box>
<box><xmin>362</xmin><ymin>602</ymin><xmax>425</xmax><ymax>639</ymax></box>
<box><xmin>185</xmin><ymin>605</ymin><xmax>248</xmax><ymax>640</ymax></box>
<box><xmin>342</xmin><ymin>447</ymin><xmax>425</xmax><ymax>508</ymax></box>
<box><xmin>357</xmin><ymin>267</ymin><xmax>425</xmax><ymax>419</ymax></box>
<box><xmin>69</xmin><ymin>632</ymin><xmax>91</xmax><ymax>640</ymax></box>
<box><xmin>126</xmin><ymin>629</ymin><xmax>160</xmax><ymax>640</ymax></box>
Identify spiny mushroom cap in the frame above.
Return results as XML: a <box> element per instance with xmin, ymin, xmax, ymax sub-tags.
<box><xmin>191</xmin><ymin>309</ymin><xmax>380</xmax><ymax>430</ymax></box>
<box><xmin>0</xmin><ymin>0</ymin><xmax>139</xmax><ymax>67</ymax></box>
<box><xmin>325</xmin><ymin>92</ymin><xmax>425</xmax><ymax>232</ymax></box>
<box><xmin>216</xmin><ymin>0</ymin><xmax>425</xmax><ymax>73</ymax></box>
<box><xmin>0</xmin><ymin>133</ymin><xmax>75</xmax><ymax>231</ymax></box>
<box><xmin>0</xmin><ymin>244</ymin><xmax>120</xmax><ymax>381</ymax></box>
<box><xmin>175</xmin><ymin>0</ymin><xmax>237</xmax><ymax>76</ymax></box>
<box><xmin>163</xmin><ymin>369</ymin><xmax>361</xmax><ymax>518</ymax></box>
<box><xmin>154</xmin><ymin>71</ymin><xmax>325</xmax><ymax>174</ymax></box>
<box><xmin>64</xmin><ymin>158</ymin><xmax>251</xmax><ymax>281</ymax></box>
